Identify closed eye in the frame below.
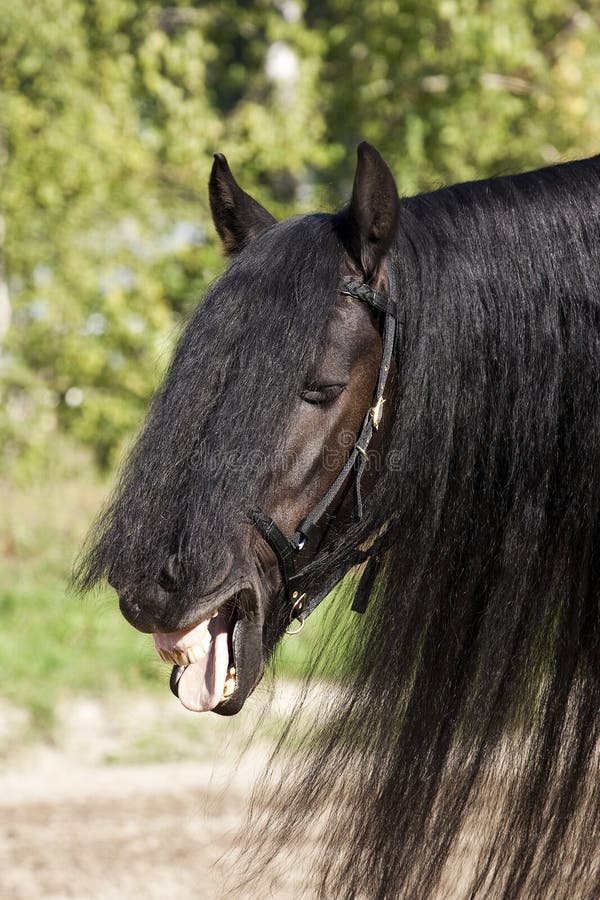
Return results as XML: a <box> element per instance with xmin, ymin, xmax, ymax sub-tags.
<box><xmin>300</xmin><ymin>382</ymin><xmax>346</xmax><ymax>405</ymax></box>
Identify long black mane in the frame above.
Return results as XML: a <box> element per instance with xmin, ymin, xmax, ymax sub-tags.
<box><xmin>244</xmin><ymin>156</ymin><xmax>600</xmax><ymax>898</ymax></box>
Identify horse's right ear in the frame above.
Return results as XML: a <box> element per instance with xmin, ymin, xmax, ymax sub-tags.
<box><xmin>338</xmin><ymin>142</ymin><xmax>400</xmax><ymax>282</ymax></box>
<box><xmin>209</xmin><ymin>154</ymin><xmax>277</xmax><ymax>256</ymax></box>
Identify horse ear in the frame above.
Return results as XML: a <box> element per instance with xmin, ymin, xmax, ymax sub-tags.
<box><xmin>209</xmin><ymin>153</ymin><xmax>277</xmax><ymax>256</ymax></box>
<box><xmin>341</xmin><ymin>142</ymin><xmax>400</xmax><ymax>280</ymax></box>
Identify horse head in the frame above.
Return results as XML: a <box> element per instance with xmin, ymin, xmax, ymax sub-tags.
<box><xmin>78</xmin><ymin>142</ymin><xmax>400</xmax><ymax>715</ymax></box>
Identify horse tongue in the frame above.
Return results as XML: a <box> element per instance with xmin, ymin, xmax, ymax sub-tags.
<box><xmin>176</xmin><ymin>622</ymin><xmax>230</xmax><ymax>713</ymax></box>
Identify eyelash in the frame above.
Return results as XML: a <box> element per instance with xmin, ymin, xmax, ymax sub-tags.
<box><xmin>300</xmin><ymin>383</ymin><xmax>345</xmax><ymax>405</ymax></box>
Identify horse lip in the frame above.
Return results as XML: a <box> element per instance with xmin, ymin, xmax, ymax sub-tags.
<box><xmin>213</xmin><ymin>612</ymin><xmax>265</xmax><ymax>716</ymax></box>
<box><xmin>160</xmin><ymin>578</ymin><xmax>257</xmax><ymax>633</ymax></box>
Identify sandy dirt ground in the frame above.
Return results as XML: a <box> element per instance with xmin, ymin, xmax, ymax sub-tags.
<box><xmin>0</xmin><ymin>690</ymin><xmax>309</xmax><ymax>900</ymax></box>
<box><xmin>0</xmin><ymin>686</ymin><xmax>492</xmax><ymax>900</ymax></box>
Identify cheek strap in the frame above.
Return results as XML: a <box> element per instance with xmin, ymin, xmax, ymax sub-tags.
<box><xmin>249</xmin><ymin>273</ymin><xmax>398</xmax><ymax>625</ymax></box>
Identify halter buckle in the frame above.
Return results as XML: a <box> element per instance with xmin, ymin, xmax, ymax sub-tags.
<box><xmin>370</xmin><ymin>396</ymin><xmax>385</xmax><ymax>430</ymax></box>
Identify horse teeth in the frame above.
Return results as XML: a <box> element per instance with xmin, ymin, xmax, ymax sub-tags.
<box><xmin>186</xmin><ymin>644</ymin><xmax>206</xmax><ymax>664</ymax></box>
<box><xmin>222</xmin><ymin>667</ymin><xmax>237</xmax><ymax>700</ymax></box>
<box><xmin>222</xmin><ymin>676</ymin><xmax>236</xmax><ymax>698</ymax></box>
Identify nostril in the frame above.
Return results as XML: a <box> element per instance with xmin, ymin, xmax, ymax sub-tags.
<box><xmin>118</xmin><ymin>592</ymin><xmax>142</xmax><ymax>627</ymax></box>
<box><xmin>157</xmin><ymin>553</ymin><xmax>179</xmax><ymax>592</ymax></box>
<box><xmin>118</xmin><ymin>584</ymin><xmax>171</xmax><ymax>634</ymax></box>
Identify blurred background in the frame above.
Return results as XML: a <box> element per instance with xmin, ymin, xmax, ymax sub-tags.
<box><xmin>1</xmin><ymin>1</ymin><xmax>600</xmax><ymax>896</ymax></box>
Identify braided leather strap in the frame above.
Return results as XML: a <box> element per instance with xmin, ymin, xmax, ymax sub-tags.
<box><xmin>340</xmin><ymin>276</ymin><xmax>396</xmax><ymax>317</ymax></box>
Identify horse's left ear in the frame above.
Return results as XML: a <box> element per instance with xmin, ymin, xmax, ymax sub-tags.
<box><xmin>340</xmin><ymin>142</ymin><xmax>400</xmax><ymax>281</ymax></box>
<box><xmin>209</xmin><ymin>153</ymin><xmax>277</xmax><ymax>256</ymax></box>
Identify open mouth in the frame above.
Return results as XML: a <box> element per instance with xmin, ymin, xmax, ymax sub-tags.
<box><xmin>152</xmin><ymin>587</ymin><xmax>261</xmax><ymax>714</ymax></box>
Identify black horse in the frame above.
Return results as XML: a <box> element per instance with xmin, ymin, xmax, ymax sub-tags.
<box><xmin>77</xmin><ymin>143</ymin><xmax>600</xmax><ymax>898</ymax></box>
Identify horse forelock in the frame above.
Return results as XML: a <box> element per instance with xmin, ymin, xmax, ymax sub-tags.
<box><xmin>74</xmin><ymin>214</ymin><xmax>345</xmax><ymax>604</ymax></box>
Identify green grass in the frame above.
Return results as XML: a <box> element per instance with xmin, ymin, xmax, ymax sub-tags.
<box><xmin>0</xmin><ymin>468</ymin><xmax>339</xmax><ymax>735</ymax></box>
<box><xmin>0</xmin><ymin>474</ymin><xmax>169</xmax><ymax>732</ymax></box>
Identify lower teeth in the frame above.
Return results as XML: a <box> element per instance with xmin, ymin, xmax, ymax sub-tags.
<box><xmin>222</xmin><ymin>667</ymin><xmax>236</xmax><ymax>699</ymax></box>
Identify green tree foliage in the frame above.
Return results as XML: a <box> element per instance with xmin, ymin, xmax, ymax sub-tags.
<box><xmin>308</xmin><ymin>0</ymin><xmax>600</xmax><ymax>193</ymax></box>
<box><xmin>0</xmin><ymin>0</ymin><xmax>326</xmax><ymax>472</ymax></box>
<box><xmin>1</xmin><ymin>0</ymin><xmax>600</xmax><ymax>473</ymax></box>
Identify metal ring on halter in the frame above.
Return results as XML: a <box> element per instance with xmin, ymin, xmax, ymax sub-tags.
<box><xmin>286</xmin><ymin>593</ymin><xmax>306</xmax><ymax>635</ymax></box>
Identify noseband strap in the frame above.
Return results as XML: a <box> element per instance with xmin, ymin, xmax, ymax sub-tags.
<box><xmin>251</xmin><ymin>273</ymin><xmax>398</xmax><ymax>626</ymax></box>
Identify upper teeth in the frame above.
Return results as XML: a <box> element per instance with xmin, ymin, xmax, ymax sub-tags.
<box><xmin>166</xmin><ymin>643</ymin><xmax>208</xmax><ymax>666</ymax></box>
<box><xmin>184</xmin><ymin>644</ymin><xmax>203</xmax><ymax>664</ymax></box>
<box><xmin>155</xmin><ymin>608</ymin><xmax>223</xmax><ymax>667</ymax></box>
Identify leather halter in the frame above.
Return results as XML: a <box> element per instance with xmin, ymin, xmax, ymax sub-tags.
<box><xmin>250</xmin><ymin>273</ymin><xmax>398</xmax><ymax>628</ymax></box>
